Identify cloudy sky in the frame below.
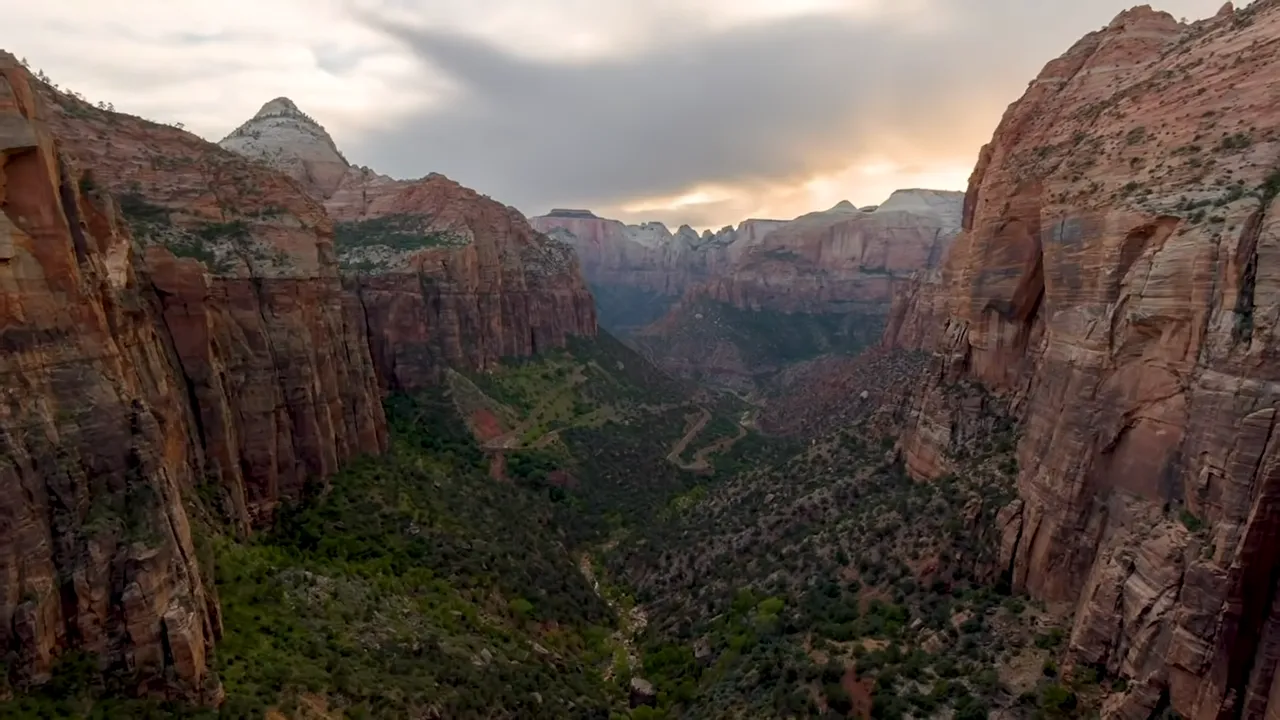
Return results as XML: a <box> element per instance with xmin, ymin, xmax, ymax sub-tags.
<box><xmin>5</xmin><ymin>0</ymin><xmax>1227</xmax><ymax>228</ymax></box>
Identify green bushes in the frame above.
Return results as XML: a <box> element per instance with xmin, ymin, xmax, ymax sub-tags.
<box><xmin>333</xmin><ymin>214</ymin><xmax>466</xmax><ymax>254</ymax></box>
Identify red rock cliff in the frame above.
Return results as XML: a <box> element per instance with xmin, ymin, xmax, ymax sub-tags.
<box><xmin>887</xmin><ymin>4</ymin><xmax>1280</xmax><ymax>717</ymax></box>
<box><xmin>221</xmin><ymin>103</ymin><xmax>599</xmax><ymax>389</ymax></box>
<box><xmin>330</xmin><ymin>169</ymin><xmax>598</xmax><ymax>389</ymax></box>
<box><xmin>39</xmin><ymin>86</ymin><xmax>388</xmax><ymax>531</ymax></box>
<box><xmin>0</xmin><ymin>54</ymin><xmax>224</xmax><ymax>702</ymax></box>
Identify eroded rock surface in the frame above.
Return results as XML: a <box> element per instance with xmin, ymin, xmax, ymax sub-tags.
<box><xmin>0</xmin><ymin>52</ymin><xmax>227</xmax><ymax>703</ymax></box>
<box><xmin>41</xmin><ymin>81</ymin><xmax>388</xmax><ymax>531</ymax></box>
<box><xmin>885</xmin><ymin>4</ymin><xmax>1280</xmax><ymax>717</ymax></box>
<box><xmin>628</xmin><ymin>191</ymin><xmax>962</xmax><ymax>390</ymax></box>
<box><xmin>222</xmin><ymin>108</ymin><xmax>599</xmax><ymax>388</ymax></box>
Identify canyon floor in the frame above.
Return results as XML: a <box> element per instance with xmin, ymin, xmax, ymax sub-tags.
<box><xmin>0</xmin><ymin>333</ymin><xmax>1095</xmax><ymax>720</ymax></box>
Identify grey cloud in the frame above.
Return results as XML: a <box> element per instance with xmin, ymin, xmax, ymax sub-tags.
<box><xmin>347</xmin><ymin>0</ymin><xmax>1223</xmax><ymax>219</ymax></box>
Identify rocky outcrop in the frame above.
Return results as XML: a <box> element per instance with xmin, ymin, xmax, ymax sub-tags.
<box><xmin>221</xmin><ymin>107</ymin><xmax>598</xmax><ymax>388</ymax></box>
<box><xmin>333</xmin><ymin>171</ymin><xmax>598</xmax><ymax>388</ymax></box>
<box><xmin>218</xmin><ymin>97</ymin><xmax>350</xmax><ymax>200</ymax></box>
<box><xmin>885</xmin><ymin>4</ymin><xmax>1280</xmax><ymax>717</ymax></box>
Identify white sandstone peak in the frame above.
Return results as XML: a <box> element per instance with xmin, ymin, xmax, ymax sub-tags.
<box><xmin>874</xmin><ymin>189</ymin><xmax>964</xmax><ymax>219</ymax></box>
<box><xmin>219</xmin><ymin>97</ymin><xmax>351</xmax><ymax>199</ymax></box>
<box><xmin>254</xmin><ymin>97</ymin><xmax>305</xmax><ymax>119</ymax></box>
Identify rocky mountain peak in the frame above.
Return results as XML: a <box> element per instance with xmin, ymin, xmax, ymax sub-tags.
<box><xmin>874</xmin><ymin>189</ymin><xmax>964</xmax><ymax>226</ymax></box>
<box><xmin>219</xmin><ymin>97</ymin><xmax>350</xmax><ymax>199</ymax></box>
<box><xmin>829</xmin><ymin>199</ymin><xmax>858</xmax><ymax>212</ymax></box>
<box><xmin>254</xmin><ymin>96</ymin><xmax>305</xmax><ymax>119</ymax></box>
<box><xmin>1105</xmin><ymin>4</ymin><xmax>1181</xmax><ymax>31</ymax></box>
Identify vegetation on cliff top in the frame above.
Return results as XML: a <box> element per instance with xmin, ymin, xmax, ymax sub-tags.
<box><xmin>333</xmin><ymin>214</ymin><xmax>469</xmax><ymax>271</ymax></box>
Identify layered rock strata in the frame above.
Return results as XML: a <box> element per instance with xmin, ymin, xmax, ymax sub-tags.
<box><xmin>885</xmin><ymin>4</ymin><xmax>1280</xmax><ymax>717</ymax></box>
<box><xmin>529</xmin><ymin>209</ymin><xmax>787</xmax><ymax>298</ymax></box>
<box><xmin>695</xmin><ymin>190</ymin><xmax>963</xmax><ymax>314</ymax></box>
<box><xmin>222</xmin><ymin>103</ymin><xmax>598</xmax><ymax>388</ymax></box>
<box><xmin>1</xmin><ymin>53</ymin><xmax>230</xmax><ymax>703</ymax></box>
<box><xmin>0</xmin><ymin>50</ymin><xmax>598</xmax><ymax>702</ymax></box>
<box><xmin>40</xmin><ymin>79</ymin><xmax>388</xmax><ymax>532</ymax></box>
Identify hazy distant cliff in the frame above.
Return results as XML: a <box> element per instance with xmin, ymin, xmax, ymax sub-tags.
<box><xmin>598</xmin><ymin>191</ymin><xmax>964</xmax><ymax>390</ymax></box>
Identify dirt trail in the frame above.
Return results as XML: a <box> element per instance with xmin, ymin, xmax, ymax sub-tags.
<box><xmin>688</xmin><ymin>423</ymin><xmax>748</xmax><ymax>470</ymax></box>
<box><xmin>665</xmin><ymin>407</ymin><xmax>751</xmax><ymax>472</ymax></box>
<box><xmin>665</xmin><ymin>408</ymin><xmax>711</xmax><ymax>467</ymax></box>
<box><xmin>482</xmin><ymin>368</ymin><xmax>587</xmax><ymax>451</ymax></box>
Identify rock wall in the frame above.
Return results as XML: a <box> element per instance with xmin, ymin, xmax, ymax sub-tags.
<box><xmin>39</xmin><ymin>78</ymin><xmax>388</xmax><ymax>532</ymax></box>
<box><xmin>528</xmin><ymin>210</ymin><xmax>786</xmax><ymax>299</ymax></box>
<box><xmin>0</xmin><ymin>53</ymin><xmax>225</xmax><ymax>703</ymax></box>
<box><xmin>222</xmin><ymin>105</ymin><xmax>599</xmax><ymax>388</ymax></box>
<box><xmin>337</xmin><ymin>172</ymin><xmax>598</xmax><ymax>389</ymax></box>
<box><xmin>698</xmin><ymin>191</ymin><xmax>962</xmax><ymax>314</ymax></box>
<box><xmin>625</xmin><ymin>192</ymin><xmax>962</xmax><ymax>391</ymax></box>
<box><xmin>885</xmin><ymin>4</ymin><xmax>1280</xmax><ymax>717</ymax></box>
<box><xmin>1</xmin><ymin>46</ymin><xmax>599</xmax><ymax>704</ymax></box>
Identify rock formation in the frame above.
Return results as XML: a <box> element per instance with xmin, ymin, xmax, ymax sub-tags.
<box><xmin>221</xmin><ymin>104</ymin><xmax>598</xmax><ymax>388</ymax></box>
<box><xmin>218</xmin><ymin>97</ymin><xmax>351</xmax><ymax>199</ymax></box>
<box><xmin>1</xmin><ymin>52</ymin><xmax>227</xmax><ymax>704</ymax></box>
<box><xmin>0</xmin><ymin>51</ymin><xmax>597</xmax><ymax>702</ymax></box>
<box><xmin>529</xmin><ymin>209</ymin><xmax>786</xmax><ymax>333</ymax></box>
<box><xmin>40</xmin><ymin>83</ymin><xmax>388</xmax><ymax>532</ymax></box>
<box><xmin>626</xmin><ymin>190</ymin><xmax>962</xmax><ymax>390</ymax></box>
<box><xmin>694</xmin><ymin>190</ymin><xmax>963</xmax><ymax>313</ymax></box>
<box><xmin>529</xmin><ymin>209</ymin><xmax>786</xmax><ymax>296</ymax></box>
<box><xmin>884</xmin><ymin>4</ymin><xmax>1280</xmax><ymax>717</ymax></box>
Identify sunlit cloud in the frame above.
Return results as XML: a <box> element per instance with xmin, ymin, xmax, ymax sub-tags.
<box><xmin>3</xmin><ymin>0</ymin><xmax>1229</xmax><ymax>228</ymax></box>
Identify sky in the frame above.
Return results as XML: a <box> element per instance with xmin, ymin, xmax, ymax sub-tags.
<box><xmin>4</xmin><ymin>0</ymin><xmax>1229</xmax><ymax>229</ymax></box>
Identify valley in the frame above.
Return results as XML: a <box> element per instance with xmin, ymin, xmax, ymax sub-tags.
<box><xmin>1</xmin><ymin>1</ymin><xmax>1280</xmax><ymax>719</ymax></box>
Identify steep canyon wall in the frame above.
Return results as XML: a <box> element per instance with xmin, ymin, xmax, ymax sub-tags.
<box><xmin>0</xmin><ymin>53</ymin><xmax>597</xmax><ymax>701</ymax></box>
<box><xmin>887</xmin><ymin>4</ymin><xmax>1280</xmax><ymax>717</ymax></box>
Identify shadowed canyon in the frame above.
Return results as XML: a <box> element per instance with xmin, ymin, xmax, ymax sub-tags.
<box><xmin>1</xmin><ymin>1</ymin><xmax>1279</xmax><ymax>719</ymax></box>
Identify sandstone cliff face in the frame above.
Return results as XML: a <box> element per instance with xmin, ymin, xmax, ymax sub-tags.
<box><xmin>0</xmin><ymin>54</ymin><xmax>222</xmax><ymax>703</ymax></box>
<box><xmin>41</xmin><ymin>87</ymin><xmax>388</xmax><ymax>531</ymax></box>
<box><xmin>699</xmin><ymin>191</ymin><xmax>962</xmax><ymax>313</ymax></box>
<box><xmin>627</xmin><ymin>191</ymin><xmax>962</xmax><ymax>391</ymax></box>
<box><xmin>528</xmin><ymin>209</ymin><xmax>787</xmax><ymax>299</ymax></box>
<box><xmin>221</xmin><ymin>104</ymin><xmax>598</xmax><ymax>388</ymax></box>
<box><xmin>333</xmin><ymin>171</ymin><xmax>598</xmax><ymax>388</ymax></box>
<box><xmin>887</xmin><ymin>4</ymin><xmax>1280</xmax><ymax>717</ymax></box>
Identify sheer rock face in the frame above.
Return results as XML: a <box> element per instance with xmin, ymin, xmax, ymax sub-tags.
<box><xmin>528</xmin><ymin>211</ymin><xmax>787</xmax><ymax>298</ymax></box>
<box><xmin>884</xmin><ymin>3</ymin><xmax>1280</xmax><ymax>717</ymax></box>
<box><xmin>222</xmin><ymin>123</ymin><xmax>598</xmax><ymax>389</ymax></box>
<box><xmin>332</xmin><ymin>168</ymin><xmax>598</xmax><ymax>388</ymax></box>
<box><xmin>0</xmin><ymin>54</ymin><xmax>224</xmax><ymax>703</ymax></box>
<box><xmin>40</xmin><ymin>84</ymin><xmax>388</xmax><ymax>531</ymax></box>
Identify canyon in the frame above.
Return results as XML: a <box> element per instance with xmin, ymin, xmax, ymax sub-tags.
<box><xmin>535</xmin><ymin>191</ymin><xmax>963</xmax><ymax>391</ymax></box>
<box><xmin>2</xmin><ymin>0</ymin><xmax>1280</xmax><ymax>718</ymax></box>
<box><xmin>0</xmin><ymin>53</ymin><xmax>595</xmax><ymax>702</ymax></box>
